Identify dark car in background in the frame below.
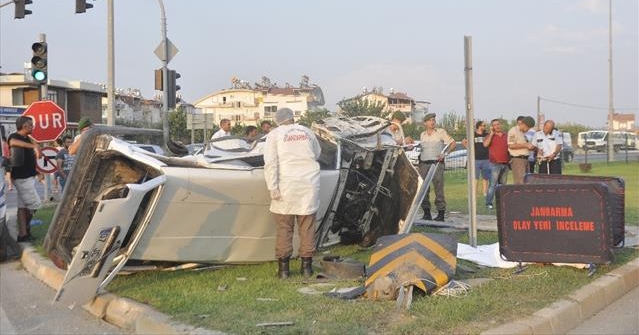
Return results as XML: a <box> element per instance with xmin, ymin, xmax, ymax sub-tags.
<box><xmin>560</xmin><ymin>132</ymin><xmax>574</xmax><ymax>163</ymax></box>
<box><xmin>562</xmin><ymin>143</ymin><xmax>574</xmax><ymax>162</ymax></box>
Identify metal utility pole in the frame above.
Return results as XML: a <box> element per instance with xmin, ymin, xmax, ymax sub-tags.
<box><xmin>158</xmin><ymin>0</ymin><xmax>169</xmax><ymax>147</ymax></box>
<box><xmin>537</xmin><ymin>96</ymin><xmax>541</xmax><ymax>131</ymax></box>
<box><xmin>0</xmin><ymin>0</ymin><xmax>16</xmax><ymax>9</ymax></box>
<box><xmin>464</xmin><ymin>36</ymin><xmax>477</xmax><ymax>247</ymax></box>
<box><xmin>107</xmin><ymin>0</ymin><xmax>115</xmax><ymax>126</ymax></box>
<box><xmin>607</xmin><ymin>0</ymin><xmax>615</xmax><ymax>162</ymax></box>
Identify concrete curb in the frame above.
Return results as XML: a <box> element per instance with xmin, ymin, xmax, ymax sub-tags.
<box><xmin>18</xmin><ymin>245</ymin><xmax>224</xmax><ymax>335</ymax></box>
<box><xmin>18</xmin><ymin>243</ymin><xmax>638</xmax><ymax>335</ymax></box>
<box><xmin>481</xmin><ymin>257</ymin><xmax>639</xmax><ymax>335</ymax></box>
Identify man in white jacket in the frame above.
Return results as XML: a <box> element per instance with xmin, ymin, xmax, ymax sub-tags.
<box><xmin>264</xmin><ymin>108</ymin><xmax>321</xmax><ymax>279</ymax></box>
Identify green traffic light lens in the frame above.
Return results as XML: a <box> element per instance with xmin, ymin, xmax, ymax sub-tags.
<box><xmin>32</xmin><ymin>70</ymin><xmax>47</xmax><ymax>81</ymax></box>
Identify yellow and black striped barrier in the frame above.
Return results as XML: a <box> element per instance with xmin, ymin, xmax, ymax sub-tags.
<box><xmin>365</xmin><ymin>233</ymin><xmax>457</xmax><ymax>299</ymax></box>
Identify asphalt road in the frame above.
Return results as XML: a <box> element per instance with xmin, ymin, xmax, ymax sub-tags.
<box><xmin>0</xmin><ymin>260</ymin><xmax>129</xmax><ymax>335</ymax></box>
<box><xmin>567</xmin><ymin>286</ymin><xmax>639</xmax><ymax>335</ymax></box>
<box><xmin>1</xmin><ymin>176</ymin><xmax>129</xmax><ymax>335</ymax></box>
<box><xmin>573</xmin><ymin>149</ymin><xmax>639</xmax><ymax>163</ymax></box>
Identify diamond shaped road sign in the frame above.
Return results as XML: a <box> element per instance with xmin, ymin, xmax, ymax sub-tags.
<box><xmin>154</xmin><ymin>38</ymin><xmax>179</xmax><ymax>63</ymax></box>
<box><xmin>22</xmin><ymin>100</ymin><xmax>67</xmax><ymax>143</ymax></box>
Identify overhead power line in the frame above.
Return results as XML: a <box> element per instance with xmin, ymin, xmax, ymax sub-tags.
<box><xmin>539</xmin><ymin>97</ymin><xmax>638</xmax><ymax>111</ymax></box>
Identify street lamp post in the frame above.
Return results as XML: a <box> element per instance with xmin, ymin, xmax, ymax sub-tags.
<box><xmin>107</xmin><ymin>0</ymin><xmax>115</xmax><ymax>126</ymax></box>
<box><xmin>607</xmin><ymin>0</ymin><xmax>615</xmax><ymax>162</ymax></box>
<box><xmin>158</xmin><ymin>0</ymin><xmax>169</xmax><ymax>148</ymax></box>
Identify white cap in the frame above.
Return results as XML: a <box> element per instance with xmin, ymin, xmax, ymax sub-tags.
<box><xmin>275</xmin><ymin>108</ymin><xmax>294</xmax><ymax>125</ymax></box>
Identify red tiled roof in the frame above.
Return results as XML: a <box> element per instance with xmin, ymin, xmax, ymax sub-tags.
<box><xmin>614</xmin><ymin>113</ymin><xmax>635</xmax><ymax>122</ymax></box>
<box><xmin>388</xmin><ymin>92</ymin><xmax>413</xmax><ymax>100</ymax></box>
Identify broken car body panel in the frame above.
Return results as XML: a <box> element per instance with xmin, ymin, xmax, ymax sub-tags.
<box><xmin>44</xmin><ymin>117</ymin><xmax>422</xmax><ymax>304</ymax></box>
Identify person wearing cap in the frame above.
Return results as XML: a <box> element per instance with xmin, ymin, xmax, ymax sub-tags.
<box><xmin>508</xmin><ymin>116</ymin><xmax>536</xmax><ymax>184</ymax></box>
<box><xmin>69</xmin><ymin>117</ymin><xmax>93</xmax><ymax>155</ymax></box>
<box><xmin>263</xmin><ymin>107</ymin><xmax>321</xmax><ymax>279</ymax></box>
<box><xmin>388</xmin><ymin>112</ymin><xmax>406</xmax><ymax>145</ymax></box>
<box><xmin>417</xmin><ymin>113</ymin><xmax>455</xmax><ymax>221</ymax></box>
<box><xmin>532</xmin><ymin>119</ymin><xmax>563</xmax><ymax>174</ymax></box>
<box><xmin>8</xmin><ymin>116</ymin><xmax>42</xmax><ymax>242</ymax></box>
<box><xmin>211</xmin><ymin>119</ymin><xmax>232</xmax><ymax>140</ymax></box>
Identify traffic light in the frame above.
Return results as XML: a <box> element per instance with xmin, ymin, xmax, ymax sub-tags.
<box><xmin>15</xmin><ymin>0</ymin><xmax>33</xmax><ymax>19</ymax></box>
<box><xmin>167</xmin><ymin>69</ymin><xmax>181</xmax><ymax>108</ymax></box>
<box><xmin>75</xmin><ymin>0</ymin><xmax>94</xmax><ymax>13</ymax></box>
<box><xmin>31</xmin><ymin>42</ymin><xmax>48</xmax><ymax>83</ymax></box>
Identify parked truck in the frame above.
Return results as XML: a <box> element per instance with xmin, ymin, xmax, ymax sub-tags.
<box><xmin>583</xmin><ymin>130</ymin><xmax>626</xmax><ymax>152</ymax></box>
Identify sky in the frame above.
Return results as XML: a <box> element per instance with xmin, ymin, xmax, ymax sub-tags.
<box><xmin>1</xmin><ymin>0</ymin><xmax>637</xmax><ymax>128</ymax></box>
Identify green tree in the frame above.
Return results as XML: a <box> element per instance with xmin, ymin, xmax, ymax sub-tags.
<box><xmin>402</xmin><ymin>122</ymin><xmax>423</xmax><ymax>140</ymax></box>
<box><xmin>189</xmin><ymin>129</ymin><xmax>206</xmax><ymax>144</ymax></box>
<box><xmin>230</xmin><ymin>122</ymin><xmax>244</xmax><ymax>136</ymax></box>
<box><xmin>439</xmin><ymin>111</ymin><xmax>467</xmax><ymax>141</ymax></box>
<box><xmin>298</xmin><ymin>108</ymin><xmax>331</xmax><ymax>127</ymax></box>
<box><xmin>169</xmin><ymin>107</ymin><xmax>188</xmax><ymax>143</ymax></box>
<box><xmin>337</xmin><ymin>99</ymin><xmax>388</xmax><ymax>118</ymax></box>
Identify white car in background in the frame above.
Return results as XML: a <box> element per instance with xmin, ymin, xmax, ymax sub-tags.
<box><xmin>444</xmin><ymin>148</ymin><xmax>468</xmax><ymax>170</ymax></box>
<box><xmin>406</xmin><ymin>141</ymin><xmax>467</xmax><ymax>170</ymax></box>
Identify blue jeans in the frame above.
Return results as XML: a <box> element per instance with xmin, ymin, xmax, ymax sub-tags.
<box><xmin>59</xmin><ymin>177</ymin><xmax>66</xmax><ymax>193</ymax></box>
<box><xmin>486</xmin><ymin>162</ymin><xmax>509</xmax><ymax>206</ymax></box>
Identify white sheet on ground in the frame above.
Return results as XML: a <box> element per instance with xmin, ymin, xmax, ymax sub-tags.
<box><xmin>457</xmin><ymin>243</ymin><xmax>588</xmax><ymax>269</ymax></box>
<box><xmin>456</xmin><ymin>243</ymin><xmax>522</xmax><ymax>268</ymax></box>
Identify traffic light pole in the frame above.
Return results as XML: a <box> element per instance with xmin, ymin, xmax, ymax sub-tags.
<box><xmin>35</xmin><ymin>34</ymin><xmax>52</xmax><ymax>202</ymax></box>
<box><xmin>158</xmin><ymin>0</ymin><xmax>169</xmax><ymax>148</ymax></box>
<box><xmin>37</xmin><ymin>33</ymin><xmax>48</xmax><ymax>101</ymax></box>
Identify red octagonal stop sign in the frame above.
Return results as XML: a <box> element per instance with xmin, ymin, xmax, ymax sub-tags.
<box><xmin>22</xmin><ymin>101</ymin><xmax>67</xmax><ymax>143</ymax></box>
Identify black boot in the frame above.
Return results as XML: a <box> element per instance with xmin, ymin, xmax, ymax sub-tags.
<box><xmin>301</xmin><ymin>257</ymin><xmax>313</xmax><ymax>279</ymax></box>
<box><xmin>422</xmin><ymin>210</ymin><xmax>432</xmax><ymax>221</ymax></box>
<box><xmin>434</xmin><ymin>210</ymin><xmax>445</xmax><ymax>222</ymax></box>
<box><xmin>277</xmin><ymin>257</ymin><xmax>290</xmax><ymax>279</ymax></box>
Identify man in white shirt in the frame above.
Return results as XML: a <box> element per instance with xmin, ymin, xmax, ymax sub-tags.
<box><xmin>532</xmin><ymin>120</ymin><xmax>563</xmax><ymax>174</ymax></box>
<box><xmin>264</xmin><ymin>108</ymin><xmax>321</xmax><ymax>279</ymax></box>
<box><xmin>211</xmin><ymin>119</ymin><xmax>232</xmax><ymax>139</ymax></box>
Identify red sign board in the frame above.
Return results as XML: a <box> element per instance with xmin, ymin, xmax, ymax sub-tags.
<box><xmin>22</xmin><ymin>101</ymin><xmax>67</xmax><ymax>143</ymax></box>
